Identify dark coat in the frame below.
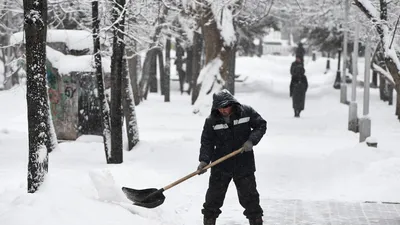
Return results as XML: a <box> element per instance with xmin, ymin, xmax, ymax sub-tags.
<box><xmin>199</xmin><ymin>90</ymin><xmax>267</xmax><ymax>175</ymax></box>
<box><xmin>295</xmin><ymin>43</ymin><xmax>305</xmax><ymax>60</ymax></box>
<box><xmin>290</xmin><ymin>62</ymin><xmax>305</xmax><ymax>96</ymax></box>
<box><xmin>291</xmin><ymin>75</ymin><xmax>308</xmax><ymax>111</ymax></box>
<box><xmin>290</xmin><ymin>61</ymin><xmax>303</xmax><ymax>77</ymax></box>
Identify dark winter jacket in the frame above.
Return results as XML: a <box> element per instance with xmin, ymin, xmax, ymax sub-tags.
<box><xmin>291</xmin><ymin>75</ymin><xmax>308</xmax><ymax>110</ymax></box>
<box><xmin>295</xmin><ymin>43</ymin><xmax>305</xmax><ymax>60</ymax></box>
<box><xmin>290</xmin><ymin>61</ymin><xmax>305</xmax><ymax>96</ymax></box>
<box><xmin>199</xmin><ymin>90</ymin><xmax>267</xmax><ymax>175</ymax></box>
<box><xmin>290</xmin><ymin>61</ymin><xmax>304</xmax><ymax>77</ymax></box>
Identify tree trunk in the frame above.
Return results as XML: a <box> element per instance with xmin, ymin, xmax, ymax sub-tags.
<box><xmin>175</xmin><ymin>39</ymin><xmax>185</xmax><ymax>94</ymax></box>
<box><xmin>149</xmin><ymin>54</ymin><xmax>158</xmax><ymax>93</ymax></box>
<box><xmin>200</xmin><ymin>3</ymin><xmax>234</xmax><ymax>84</ymax></box>
<box><xmin>372</xmin><ymin>70</ymin><xmax>378</xmax><ymax>88</ymax></box>
<box><xmin>3</xmin><ymin>8</ymin><xmax>15</xmax><ymax>90</ymax></box>
<box><xmin>138</xmin><ymin>3</ymin><xmax>168</xmax><ymax>98</ymax></box>
<box><xmin>226</xmin><ymin>44</ymin><xmax>236</xmax><ymax>95</ymax></box>
<box><xmin>186</xmin><ymin>47</ymin><xmax>193</xmax><ymax>94</ymax></box>
<box><xmin>92</xmin><ymin>0</ymin><xmax>111</xmax><ymax>163</ymax></box>
<box><xmin>24</xmin><ymin>0</ymin><xmax>49</xmax><ymax>193</ymax></box>
<box><xmin>191</xmin><ymin>31</ymin><xmax>203</xmax><ymax>104</ymax></box>
<box><xmin>3</xmin><ymin>46</ymin><xmax>13</xmax><ymax>90</ymax></box>
<box><xmin>257</xmin><ymin>38</ymin><xmax>263</xmax><ymax>57</ymax></box>
<box><xmin>140</xmin><ymin>48</ymin><xmax>160</xmax><ymax>100</ymax></box>
<box><xmin>396</xmin><ymin>84</ymin><xmax>400</xmax><ymax>120</ymax></box>
<box><xmin>164</xmin><ymin>37</ymin><xmax>171</xmax><ymax>102</ymax></box>
<box><xmin>201</xmin><ymin>6</ymin><xmax>223</xmax><ymax>66</ymax></box>
<box><xmin>156</xmin><ymin>50</ymin><xmax>165</xmax><ymax>95</ymax></box>
<box><xmin>379</xmin><ymin>74</ymin><xmax>387</xmax><ymax>101</ymax></box>
<box><xmin>387</xmin><ymin>84</ymin><xmax>393</xmax><ymax>105</ymax></box>
<box><xmin>122</xmin><ymin>58</ymin><xmax>139</xmax><ymax>151</ymax></box>
<box><xmin>127</xmin><ymin>47</ymin><xmax>140</xmax><ymax>105</ymax></box>
<box><xmin>109</xmin><ymin>0</ymin><xmax>126</xmax><ymax>164</ymax></box>
<box><xmin>46</xmin><ymin>93</ymin><xmax>58</xmax><ymax>153</ymax></box>
<box><xmin>192</xmin><ymin>2</ymin><xmax>236</xmax><ymax>113</ymax></box>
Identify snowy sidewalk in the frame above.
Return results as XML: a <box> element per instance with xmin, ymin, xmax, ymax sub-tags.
<box><xmin>219</xmin><ymin>199</ymin><xmax>400</xmax><ymax>225</ymax></box>
<box><xmin>264</xmin><ymin>199</ymin><xmax>400</xmax><ymax>225</ymax></box>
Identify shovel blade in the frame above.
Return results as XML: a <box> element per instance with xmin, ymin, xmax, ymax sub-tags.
<box><xmin>122</xmin><ymin>187</ymin><xmax>165</xmax><ymax>209</ymax></box>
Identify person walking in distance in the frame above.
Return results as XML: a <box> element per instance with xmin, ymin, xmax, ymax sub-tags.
<box><xmin>197</xmin><ymin>89</ymin><xmax>267</xmax><ymax>225</ymax></box>
<box><xmin>290</xmin><ymin>59</ymin><xmax>308</xmax><ymax>117</ymax></box>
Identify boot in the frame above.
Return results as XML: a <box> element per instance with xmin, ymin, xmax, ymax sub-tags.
<box><xmin>294</xmin><ymin>110</ymin><xmax>299</xmax><ymax>117</ymax></box>
<box><xmin>249</xmin><ymin>217</ymin><xmax>263</xmax><ymax>225</ymax></box>
<box><xmin>203</xmin><ymin>217</ymin><xmax>216</xmax><ymax>225</ymax></box>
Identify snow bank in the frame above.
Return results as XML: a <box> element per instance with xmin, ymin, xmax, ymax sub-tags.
<box><xmin>46</xmin><ymin>46</ymin><xmax>111</xmax><ymax>74</ymax></box>
<box><xmin>235</xmin><ymin>55</ymin><xmax>336</xmax><ymax>97</ymax></box>
<box><xmin>10</xmin><ymin>30</ymin><xmax>94</xmax><ymax>51</ymax></box>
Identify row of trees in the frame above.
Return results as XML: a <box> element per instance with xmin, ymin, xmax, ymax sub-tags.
<box><xmin>12</xmin><ymin>0</ymin><xmax>400</xmax><ymax>192</ymax></box>
<box><xmin>20</xmin><ymin>0</ymin><xmax>284</xmax><ymax>193</ymax></box>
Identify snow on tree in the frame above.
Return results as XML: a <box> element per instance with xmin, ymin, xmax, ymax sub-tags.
<box><xmin>193</xmin><ymin>58</ymin><xmax>224</xmax><ymax>115</ymax></box>
<box><xmin>109</xmin><ymin>0</ymin><xmax>127</xmax><ymax>163</ymax></box>
<box><xmin>187</xmin><ymin>0</ymin><xmax>236</xmax><ymax>115</ymax></box>
<box><xmin>122</xmin><ymin>58</ymin><xmax>139</xmax><ymax>151</ymax></box>
<box><xmin>353</xmin><ymin>0</ymin><xmax>400</xmax><ymax>120</ymax></box>
<box><xmin>92</xmin><ymin>0</ymin><xmax>112</xmax><ymax>163</ymax></box>
<box><xmin>0</xmin><ymin>0</ymin><xmax>24</xmax><ymax>89</ymax></box>
<box><xmin>23</xmin><ymin>0</ymin><xmax>50</xmax><ymax>193</ymax></box>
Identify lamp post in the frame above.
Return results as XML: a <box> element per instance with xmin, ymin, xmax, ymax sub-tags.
<box><xmin>360</xmin><ymin>34</ymin><xmax>371</xmax><ymax>142</ymax></box>
<box><xmin>333</xmin><ymin>48</ymin><xmax>342</xmax><ymax>89</ymax></box>
<box><xmin>348</xmin><ymin>19</ymin><xmax>359</xmax><ymax>133</ymax></box>
<box><xmin>340</xmin><ymin>0</ymin><xmax>349</xmax><ymax>104</ymax></box>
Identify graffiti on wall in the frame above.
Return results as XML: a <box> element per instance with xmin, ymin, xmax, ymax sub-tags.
<box><xmin>47</xmin><ymin>63</ymin><xmax>79</xmax><ymax>140</ymax></box>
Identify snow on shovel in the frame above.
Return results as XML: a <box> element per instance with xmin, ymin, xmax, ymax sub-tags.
<box><xmin>122</xmin><ymin>147</ymin><xmax>244</xmax><ymax>208</ymax></box>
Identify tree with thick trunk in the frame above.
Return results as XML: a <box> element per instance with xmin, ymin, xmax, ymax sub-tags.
<box><xmin>92</xmin><ymin>0</ymin><xmax>111</xmax><ymax>163</ymax></box>
<box><xmin>175</xmin><ymin>38</ymin><xmax>186</xmax><ymax>94</ymax></box>
<box><xmin>186</xmin><ymin>46</ymin><xmax>193</xmax><ymax>94</ymax></box>
<box><xmin>193</xmin><ymin>1</ymin><xmax>237</xmax><ymax>114</ymax></box>
<box><xmin>126</xmin><ymin>47</ymin><xmax>140</xmax><ymax>106</ymax></box>
<box><xmin>122</xmin><ymin>57</ymin><xmax>139</xmax><ymax>151</ymax></box>
<box><xmin>164</xmin><ymin>37</ymin><xmax>171</xmax><ymax>102</ymax></box>
<box><xmin>1</xmin><ymin>0</ymin><xmax>21</xmax><ymax>90</ymax></box>
<box><xmin>191</xmin><ymin>31</ymin><xmax>203</xmax><ymax>104</ymax></box>
<box><xmin>109</xmin><ymin>0</ymin><xmax>126</xmax><ymax>163</ymax></box>
<box><xmin>138</xmin><ymin>2</ymin><xmax>168</xmax><ymax>100</ymax></box>
<box><xmin>149</xmin><ymin>55</ymin><xmax>158</xmax><ymax>93</ymax></box>
<box><xmin>23</xmin><ymin>0</ymin><xmax>49</xmax><ymax>193</ymax></box>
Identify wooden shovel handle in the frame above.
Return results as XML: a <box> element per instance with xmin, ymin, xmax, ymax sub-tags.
<box><xmin>163</xmin><ymin>147</ymin><xmax>243</xmax><ymax>191</ymax></box>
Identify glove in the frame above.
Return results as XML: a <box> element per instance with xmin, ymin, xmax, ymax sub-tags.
<box><xmin>241</xmin><ymin>140</ymin><xmax>253</xmax><ymax>153</ymax></box>
<box><xmin>197</xmin><ymin>161</ymin><xmax>208</xmax><ymax>175</ymax></box>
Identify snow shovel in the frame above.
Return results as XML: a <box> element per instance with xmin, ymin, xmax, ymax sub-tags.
<box><xmin>122</xmin><ymin>147</ymin><xmax>244</xmax><ymax>209</ymax></box>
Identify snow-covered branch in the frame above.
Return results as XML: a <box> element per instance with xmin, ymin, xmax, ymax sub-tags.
<box><xmin>372</xmin><ymin>63</ymin><xmax>395</xmax><ymax>84</ymax></box>
<box><xmin>354</xmin><ymin>0</ymin><xmax>400</xmax><ymax>78</ymax></box>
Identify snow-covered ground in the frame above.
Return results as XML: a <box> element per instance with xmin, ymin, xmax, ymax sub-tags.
<box><xmin>0</xmin><ymin>55</ymin><xmax>399</xmax><ymax>225</ymax></box>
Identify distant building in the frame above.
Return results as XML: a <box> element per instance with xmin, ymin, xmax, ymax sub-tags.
<box><xmin>262</xmin><ymin>28</ymin><xmax>293</xmax><ymax>56</ymax></box>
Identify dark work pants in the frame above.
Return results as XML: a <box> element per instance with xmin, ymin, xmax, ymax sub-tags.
<box><xmin>201</xmin><ymin>171</ymin><xmax>263</xmax><ymax>220</ymax></box>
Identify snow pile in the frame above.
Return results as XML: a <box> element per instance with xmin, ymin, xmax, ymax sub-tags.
<box><xmin>10</xmin><ymin>30</ymin><xmax>95</xmax><ymax>51</ymax></box>
<box><xmin>46</xmin><ymin>46</ymin><xmax>111</xmax><ymax>74</ymax></box>
<box><xmin>236</xmin><ymin>55</ymin><xmax>337</xmax><ymax>97</ymax></box>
